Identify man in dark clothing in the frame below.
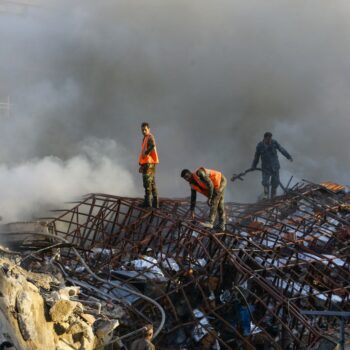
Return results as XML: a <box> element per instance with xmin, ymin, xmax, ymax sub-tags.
<box><xmin>251</xmin><ymin>132</ymin><xmax>293</xmax><ymax>199</ymax></box>
<box><xmin>139</xmin><ymin>122</ymin><xmax>159</xmax><ymax>208</ymax></box>
<box><xmin>181</xmin><ymin>167</ymin><xmax>227</xmax><ymax>231</ymax></box>
<box><xmin>130</xmin><ymin>324</ymin><xmax>156</xmax><ymax>350</ymax></box>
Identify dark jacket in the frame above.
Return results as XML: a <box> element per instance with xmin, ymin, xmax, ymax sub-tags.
<box><xmin>252</xmin><ymin>139</ymin><xmax>291</xmax><ymax>171</ymax></box>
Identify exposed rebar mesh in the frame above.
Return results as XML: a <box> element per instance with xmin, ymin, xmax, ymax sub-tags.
<box><xmin>49</xmin><ymin>181</ymin><xmax>350</xmax><ymax>349</ymax></box>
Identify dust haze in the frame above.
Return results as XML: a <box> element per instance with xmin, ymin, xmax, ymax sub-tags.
<box><xmin>0</xmin><ymin>0</ymin><xmax>349</xmax><ymax>221</ymax></box>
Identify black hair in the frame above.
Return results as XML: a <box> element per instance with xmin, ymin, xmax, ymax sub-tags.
<box><xmin>264</xmin><ymin>131</ymin><xmax>272</xmax><ymax>138</ymax></box>
<box><xmin>141</xmin><ymin>122</ymin><xmax>150</xmax><ymax>128</ymax></box>
<box><xmin>0</xmin><ymin>342</ymin><xmax>14</xmax><ymax>350</ymax></box>
<box><xmin>181</xmin><ymin>169</ymin><xmax>191</xmax><ymax>178</ymax></box>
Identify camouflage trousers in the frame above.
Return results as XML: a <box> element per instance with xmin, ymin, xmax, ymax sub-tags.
<box><xmin>142</xmin><ymin>173</ymin><xmax>158</xmax><ymax>198</ymax></box>
<box><xmin>140</xmin><ymin>164</ymin><xmax>158</xmax><ymax>201</ymax></box>
<box><xmin>209</xmin><ymin>175</ymin><xmax>227</xmax><ymax>225</ymax></box>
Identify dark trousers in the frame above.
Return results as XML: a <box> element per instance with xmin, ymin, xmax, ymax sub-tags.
<box><xmin>261</xmin><ymin>168</ymin><xmax>279</xmax><ymax>190</ymax></box>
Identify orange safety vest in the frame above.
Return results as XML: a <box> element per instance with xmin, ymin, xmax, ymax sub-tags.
<box><xmin>191</xmin><ymin>167</ymin><xmax>222</xmax><ymax>197</ymax></box>
<box><xmin>139</xmin><ymin>133</ymin><xmax>159</xmax><ymax>165</ymax></box>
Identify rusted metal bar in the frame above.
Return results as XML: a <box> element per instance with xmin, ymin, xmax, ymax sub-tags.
<box><xmin>41</xmin><ymin>181</ymin><xmax>350</xmax><ymax>349</ymax></box>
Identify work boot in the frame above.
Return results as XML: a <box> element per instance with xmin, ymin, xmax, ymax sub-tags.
<box><xmin>139</xmin><ymin>194</ymin><xmax>152</xmax><ymax>208</ymax></box>
<box><xmin>263</xmin><ymin>186</ymin><xmax>269</xmax><ymax>200</ymax></box>
<box><xmin>152</xmin><ymin>196</ymin><xmax>159</xmax><ymax>209</ymax></box>
<box><xmin>200</xmin><ymin>221</ymin><xmax>214</xmax><ymax>229</ymax></box>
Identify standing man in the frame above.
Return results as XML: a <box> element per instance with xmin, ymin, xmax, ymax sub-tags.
<box><xmin>180</xmin><ymin>167</ymin><xmax>227</xmax><ymax>231</ymax></box>
<box><xmin>139</xmin><ymin>122</ymin><xmax>159</xmax><ymax>208</ymax></box>
<box><xmin>251</xmin><ymin>131</ymin><xmax>293</xmax><ymax>199</ymax></box>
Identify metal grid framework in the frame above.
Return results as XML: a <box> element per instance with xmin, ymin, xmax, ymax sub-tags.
<box><xmin>48</xmin><ymin>182</ymin><xmax>350</xmax><ymax>349</ymax></box>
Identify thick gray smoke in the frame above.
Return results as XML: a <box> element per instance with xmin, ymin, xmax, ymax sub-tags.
<box><xmin>0</xmin><ymin>0</ymin><xmax>349</xmax><ymax>221</ymax></box>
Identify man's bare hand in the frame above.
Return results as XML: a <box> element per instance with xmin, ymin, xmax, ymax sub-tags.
<box><xmin>190</xmin><ymin>211</ymin><xmax>195</xmax><ymax>219</ymax></box>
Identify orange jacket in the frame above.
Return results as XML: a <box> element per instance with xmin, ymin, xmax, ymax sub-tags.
<box><xmin>191</xmin><ymin>167</ymin><xmax>222</xmax><ymax>197</ymax></box>
<box><xmin>139</xmin><ymin>133</ymin><xmax>159</xmax><ymax>165</ymax></box>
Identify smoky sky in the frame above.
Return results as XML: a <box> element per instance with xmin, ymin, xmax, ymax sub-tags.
<box><xmin>0</xmin><ymin>0</ymin><xmax>349</xmax><ymax>220</ymax></box>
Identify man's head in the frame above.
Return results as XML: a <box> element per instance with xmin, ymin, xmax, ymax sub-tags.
<box><xmin>263</xmin><ymin>131</ymin><xmax>272</xmax><ymax>144</ymax></box>
<box><xmin>181</xmin><ymin>169</ymin><xmax>192</xmax><ymax>182</ymax></box>
<box><xmin>141</xmin><ymin>122</ymin><xmax>151</xmax><ymax>136</ymax></box>
<box><xmin>0</xmin><ymin>341</ymin><xmax>16</xmax><ymax>350</ymax></box>
<box><xmin>143</xmin><ymin>323</ymin><xmax>153</xmax><ymax>340</ymax></box>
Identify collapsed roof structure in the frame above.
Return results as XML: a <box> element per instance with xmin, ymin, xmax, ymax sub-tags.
<box><xmin>1</xmin><ymin>180</ymin><xmax>350</xmax><ymax>349</ymax></box>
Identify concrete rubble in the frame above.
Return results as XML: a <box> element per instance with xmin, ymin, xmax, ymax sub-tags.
<box><xmin>0</xmin><ymin>253</ymin><xmax>121</xmax><ymax>350</ymax></box>
<box><xmin>0</xmin><ymin>180</ymin><xmax>349</xmax><ymax>349</ymax></box>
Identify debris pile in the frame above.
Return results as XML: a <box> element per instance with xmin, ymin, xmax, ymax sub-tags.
<box><xmin>0</xmin><ymin>255</ymin><xmax>122</xmax><ymax>349</ymax></box>
<box><xmin>0</xmin><ymin>181</ymin><xmax>349</xmax><ymax>349</ymax></box>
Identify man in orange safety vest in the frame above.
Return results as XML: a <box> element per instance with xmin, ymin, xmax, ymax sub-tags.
<box><xmin>139</xmin><ymin>122</ymin><xmax>160</xmax><ymax>208</ymax></box>
<box><xmin>181</xmin><ymin>167</ymin><xmax>226</xmax><ymax>231</ymax></box>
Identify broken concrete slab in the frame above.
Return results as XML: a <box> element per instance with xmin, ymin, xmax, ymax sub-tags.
<box><xmin>50</xmin><ymin>300</ymin><xmax>84</xmax><ymax>323</ymax></box>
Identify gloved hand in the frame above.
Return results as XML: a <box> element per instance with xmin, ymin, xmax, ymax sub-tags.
<box><xmin>207</xmin><ymin>198</ymin><xmax>213</xmax><ymax>206</ymax></box>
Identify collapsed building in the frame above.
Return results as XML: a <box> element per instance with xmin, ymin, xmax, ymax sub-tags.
<box><xmin>0</xmin><ymin>180</ymin><xmax>350</xmax><ymax>349</ymax></box>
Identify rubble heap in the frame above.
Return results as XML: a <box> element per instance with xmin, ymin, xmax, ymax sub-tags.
<box><xmin>0</xmin><ymin>254</ymin><xmax>121</xmax><ymax>349</ymax></box>
<box><xmin>1</xmin><ymin>180</ymin><xmax>349</xmax><ymax>349</ymax></box>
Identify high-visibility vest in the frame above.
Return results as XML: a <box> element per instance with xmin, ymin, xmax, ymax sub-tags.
<box><xmin>139</xmin><ymin>133</ymin><xmax>159</xmax><ymax>165</ymax></box>
<box><xmin>191</xmin><ymin>167</ymin><xmax>222</xmax><ymax>197</ymax></box>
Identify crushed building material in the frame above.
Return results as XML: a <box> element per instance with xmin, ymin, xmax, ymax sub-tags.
<box><xmin>0</xmin><ymin>254</ymin><xmax>122</xmax><ymax>349</ymax></box>
<box><xmin>0</xmin><ymin>180</ymin><xmax>349</xmax><ymax>349</ymax></box>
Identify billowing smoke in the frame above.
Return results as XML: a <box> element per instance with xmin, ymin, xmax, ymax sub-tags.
<box><xmin>0</xmin><ymin>138</ymin><xmax>136</xmax><ymax>221</ymax></box>
<box><xmin>0</xmin><ymin>0</ymin><xmax>349</xmax><ymax>221</ymax></box>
